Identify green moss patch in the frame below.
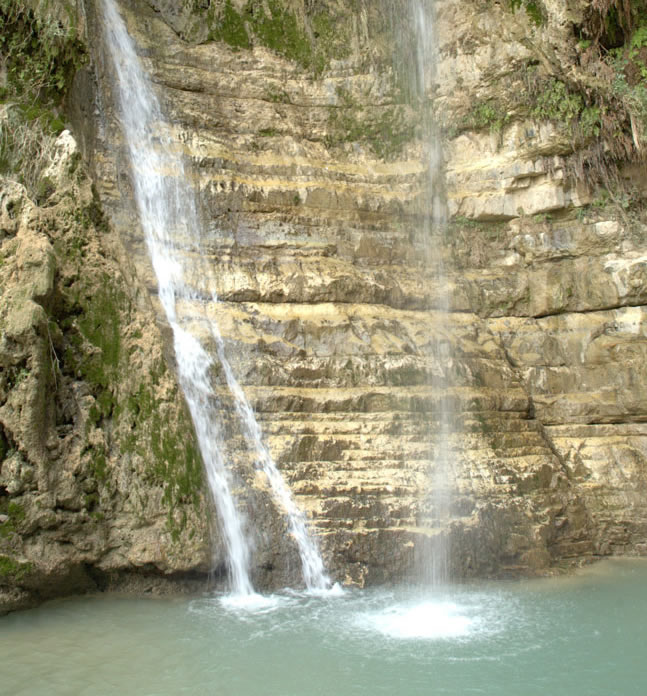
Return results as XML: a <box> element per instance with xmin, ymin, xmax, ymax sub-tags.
<box><xmin>326</xmin><ymin>88</ymin><xmax>418</xmax><ymax>160</ymax></box>
<box><xmin>0</xmin><ymin>555</ymin><xmax>32</xmax><ymax>582</ymax></box>
<box><xmin>207</xmin><ymin>0</ymin><xmax>250</xmax><ymax>49</ymax></box>
<box><xmin>244</xmin><ymin>0</ymin><xmax>312</xmax><ymax>67</ymax></box>
<box><xmin>120</xmin><ymin>373</ymin><xmax>205</xmax><ymax>541</ymax></box>
<box><xmin>509</xmin><ymin>0</ymin><xmax>545</xmax><ymax>27</ymax></box>
<box><xmin>59</xmin><ymin>266</ymin><xmax>130</xmax><ymax>430</ymax></box>
<box><xmin>151</xmin><ymin>409</ymin><xmax>203</xmax><ymax>541</ymax></box>
<box><xmin>192</xmin><ymin>0</ymin><xmax>353</xmax><ymax>74</ymax></box>
<box><xmin>77</xmin><ymin>278</ymin><xmax>126</xmax><ymax>373</ymax></box>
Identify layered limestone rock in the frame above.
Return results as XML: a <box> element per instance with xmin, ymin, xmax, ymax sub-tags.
<box><xmin>4</xmin><ymin>0</ymin><xmax>647</xmax><ymax>610</ymax></box>
<box><xmin>436</xmin><ymin>0</ymin><xmax>647</xmax><ymax>564</ymax></box>
<box><xmin>73</xmin><ymin>0</ymin><xmax>622</xmax><ymax>588</ymax></box>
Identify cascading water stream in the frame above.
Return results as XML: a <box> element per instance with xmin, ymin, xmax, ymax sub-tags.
<box><xmin>100</xmin><ymin>0</ymin><xmax>253</xmax><ymax>597</ymax></box>
<box><xmin>411</xmin><ymin>0</ymin><xmax>454</xmax><ymax>586</ymax></box>
<box><xmin>99</xmin><ymin>0</ymin><xmax>329</xmax><ymax>595</ymax></box>
<box><xmin>209</xmin><ymin>319</ymin><xmax>331</xmax><ymax>591</ymax></box>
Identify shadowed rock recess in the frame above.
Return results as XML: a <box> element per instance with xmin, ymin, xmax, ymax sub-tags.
<box><xmin>2</xmin><ymin>0</ymin><xmax>647</xmax><ymax>611</ymax></box>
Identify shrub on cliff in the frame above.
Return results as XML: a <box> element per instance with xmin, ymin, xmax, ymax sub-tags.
<box><xmin>0</xmin><ymin>1</ymin><xmax>85</xmax><ymax>193</ymax></box>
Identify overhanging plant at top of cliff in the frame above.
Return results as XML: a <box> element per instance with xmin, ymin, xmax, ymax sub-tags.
<box><xmin>501</xmin><ymin>0</ymin><xmax>647</xmax><ymax>188</ymax></box>
<box><xmin>575</xmin><ymin>0</ymin><xmax>647</xmax><ymax>157</ymax></box>
<box><xmin>0</xmin><ymin>0</ymin><xmax>86</xmax><ymax>192</ymax></box>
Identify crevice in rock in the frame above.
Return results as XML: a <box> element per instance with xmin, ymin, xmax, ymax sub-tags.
<box><xmin>533</xmin><ymin>301</ymin><xmax>647</xmax><ymax>320</ymax></box>
<box><xmin>85</xmin><ymin>564</ymin><xmax>210</xmax><ymax>596</ymax></box>
<box><xmin>0</xmin><ymin>426</ymin><xmax>10</xmax><ymax>471</ymax></box>
<box><xmin>543</xmin><ymin>417</ymin><xmax>647</xmax><ymax>427</ymax></box>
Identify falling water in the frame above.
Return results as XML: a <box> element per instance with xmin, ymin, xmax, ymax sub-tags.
<box><xmin>411</xmin><ymin>0</ymin><xmax>454</xmax><ymax>586</ymax></box>
<box><xmin>209</xmin><ymin>320</ymin><xmax>331</xmax><ymax>592</ymax></box>
<box><xmin>100</xmin><ymin>0</ymin><xmax>329</xmax><ymax>594</ymax></box>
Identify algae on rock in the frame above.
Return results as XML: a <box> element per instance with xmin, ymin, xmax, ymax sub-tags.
<box><xmin>0</xmin><ymin>1</ymin><xmax>212</xmax><ymax>612</ymax></box>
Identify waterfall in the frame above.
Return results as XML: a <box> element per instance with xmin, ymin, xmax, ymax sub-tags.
<box><xmin>210</xmin><ymin>320</ymin><xmax>331</xmax><ymax>591</ymax></box>
<box><xmin>411</xmin><ymin>0</ymin><xmax>454</xmax><ymax>586</ymax></box>
<box><xmin>99</xmin><ymin>0</ymin><xmax>329</xmax><ymax>594</ymax></box>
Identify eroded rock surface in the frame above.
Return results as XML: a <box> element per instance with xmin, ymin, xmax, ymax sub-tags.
<box><xmin>79</xmin><ymin>0</ymin><xmax>647</xmax><ymax>588</ymax></box>
<box><xmin>0</xmin><ymin>131</ymin><xmax>211</xmax><ymax>613</ymax></box>
<box><xmin>4</xmin><ymin>0</ymin><xmax>647</xmax><ymax>610</ymax></box>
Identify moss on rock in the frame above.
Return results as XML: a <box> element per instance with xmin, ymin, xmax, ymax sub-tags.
<box><xmin>174</xmin><ymin>0</ymin><xmax>355</xmax><ymax>74</ymax></box>
<box><xmin>0</xmin><ymin>555</ymin><xmax>32</xmax><ymax>583</ymax></box>
<box><xmin>207</xmin><ymin>0</ymin><xmax>251</xmax><ymax>49</ymax></box>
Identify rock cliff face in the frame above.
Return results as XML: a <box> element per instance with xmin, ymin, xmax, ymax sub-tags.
<box><xmin>436</xmin><ymin>0</ymin><xmax>647</xmax><ymax>565</ymax></box>
<box><xmin>2</xmin><ymin>0</ymin><xmax>647</xmax><ymax>609</ymax></box>
<box><xmin>0</xmin><ymin>130</ymin><xmax>212</xmax><ymax>613</ymax></box>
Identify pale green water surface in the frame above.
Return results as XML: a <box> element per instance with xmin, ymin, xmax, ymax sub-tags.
<box><xmin>1</xmin><ymin>559</ymin><xmax>646</xmax><ymax>695</ymax></box>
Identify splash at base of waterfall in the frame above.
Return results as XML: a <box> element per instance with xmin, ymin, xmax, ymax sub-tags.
<box><xmin>6</xmin><ymin>560</ymin><xmax>644</xmax><ymax>695</ymax></box>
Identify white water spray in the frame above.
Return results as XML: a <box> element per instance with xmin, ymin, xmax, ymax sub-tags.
<box><xmin>100</xmin><ymin>0</ymin><xmax>329</xmax><ymax>594</ymax></box>
<box><xmin>411</xmin><ymin>0</ymin><xmax>454</xmax><ymax>586</ymax></box>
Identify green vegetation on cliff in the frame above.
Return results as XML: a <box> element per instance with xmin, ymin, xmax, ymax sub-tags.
<box><xmin>245</xmin><ymin>0</ymin><xmax>313</xmax><ymax>65</ymax></box>
<box><xmin>121</xmin><ymin>373</ymin><xmax>204</xmax><ymax>541</ymax></box>
<box><xmin>568</xmin><ymin>0</ymin><xmax>647</xmax><ymax>184</ymax></box>
<box><xmin>458</xmin><ymin>0</ymin><xmax>647</xmax><ymax>192</ymax></box>
<box><xmin>508</xmin><ymin>0</ymin><xmax>544</xmax><ymax>26</ymax></box>
<box><xmin>208</xmin><ymin>0</ymin><xmax>250</xmax><ymax>49</ymax></box>
<box><xmin>185</xmin><ymin>0</ymin><xmax>352</xmax><ymax>73</ymax></box>
<box><xmin>54</xmin><ymin>201</ymin><xmax>206</xmax><ymax>540</ymax></box>
<box><xmin>326</xmin><ymin>95</ymin><xmax>418</xmax><ymax>160</ymax></box>
<box><xmin>0</xmin><ymin>1</ymin><xmax>85</xmax><ymax>192</ymax></box>
<box><xmin>0</xmin><ymin>555</ymin><xmax>31</xmax><ymax>582</ymax></box>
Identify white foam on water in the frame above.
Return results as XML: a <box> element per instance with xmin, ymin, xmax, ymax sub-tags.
<box><xmin>358</xmin><ymin>600</ymin><xmax>479</xmax><ymax>640</ymax></box>
<box><xmin>301</xmin><ymin>582</ymin><xmax>346</xmax><ymax>599</ymax></box>
<box><xmin>187</xmin><ymin>592</ymin><xmax>292</xmax><ymax>622</ymax></box>
<box><xmin>219</xmin><ymin>593</ymin><xmax>286</xmax><ymax>614</ymax></box>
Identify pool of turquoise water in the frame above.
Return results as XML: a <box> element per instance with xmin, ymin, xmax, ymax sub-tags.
<box><xmin>1</xmin><ymin>559</ymin><xmax>645</xmax><ymax>695</ymax></box>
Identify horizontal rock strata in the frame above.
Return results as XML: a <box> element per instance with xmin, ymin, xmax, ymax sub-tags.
<box><xmin>79</xmin><ymin>0</ymin><xmax>641</xmax><ymax>587</ymax></box>
<box><xmin>4</xmin><ymin>0</ymin><xmax>647</xmax><ymax>611</ymax></box>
